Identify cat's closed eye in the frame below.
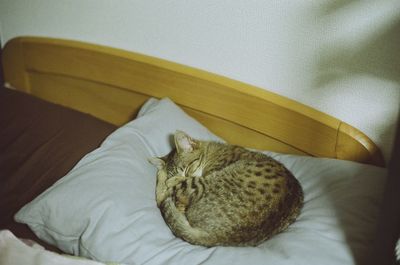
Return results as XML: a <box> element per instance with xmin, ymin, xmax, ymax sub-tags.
<box><xmin>154</xmin><ymin>131</ymin><xmax>303</xmax><ymax>247</ymax></box>
<box><xmin>189</xmin><ymin>165</ymin><xmax>202</xmax><ymax>177</ymax></box>
<box><xmin>176</xmin><ymin>166</ymin><xmax>185</xmax><ymax>175</ymax></box>
<box><xmin>185</xmin><ymin>158</ymin><xmax>202</xmax><ymax>176</ymax></box>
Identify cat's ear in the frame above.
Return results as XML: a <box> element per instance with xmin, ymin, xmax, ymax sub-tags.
<box><xmin>174</xmin><ymin>130</ymin><xmax>197</xmax><ymax>153</ymax></box>
<box><xmin>148</xmin><ymin>157</ymin><xmax>165</xmax><ymax>170</ymax></box>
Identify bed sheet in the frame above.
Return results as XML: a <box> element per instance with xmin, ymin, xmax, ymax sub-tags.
<box><xmin>0</xmin><ymin>87</ymin><xmax>117</xmax><ymax>252</ymax></box>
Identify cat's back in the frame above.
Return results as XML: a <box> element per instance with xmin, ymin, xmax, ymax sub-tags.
<box><xmin>185</xmin><ymin>142</ymin><xmax>303</xmax><ymax>245</ymax></box>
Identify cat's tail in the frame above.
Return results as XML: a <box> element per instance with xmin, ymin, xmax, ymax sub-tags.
<box><xmin>160</xmin><ymin>198</ymin><xmax>217</xmax><ymax>247</ymax></box>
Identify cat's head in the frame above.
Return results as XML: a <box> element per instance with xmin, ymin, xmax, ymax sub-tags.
<box><xmin>149</xmin><ymin>131</ymin><xmax>204</xmax><ymax>177</ymax></box>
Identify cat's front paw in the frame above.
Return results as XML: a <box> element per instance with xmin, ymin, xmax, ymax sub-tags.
<box><xmin>166</xmin><ymin>175</ymin><xmax>186</xmax><ymax>188</ymax></box>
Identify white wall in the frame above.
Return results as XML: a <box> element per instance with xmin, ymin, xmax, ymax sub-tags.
<box><xmin>1</xmin><ymin>0</ymin><xmax>399</xmax><ymax>161</ymax></box>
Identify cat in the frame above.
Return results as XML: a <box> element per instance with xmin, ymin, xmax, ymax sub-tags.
<box><xmin>149</xmin><ymin>131</ymin><xmax>303</xmax><ymax>247</ymax></box>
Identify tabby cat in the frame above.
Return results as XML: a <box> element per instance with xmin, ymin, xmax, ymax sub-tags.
<box><xmin>149</xmin><ymin>131</ymin><xmax>303</xmax><ymax>247</ymax></box>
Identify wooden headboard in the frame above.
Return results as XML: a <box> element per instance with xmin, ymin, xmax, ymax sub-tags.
<box><xmin>2</xmin><ymin>37</ymin><xmax>384</xmax><ymax>166</ymax></box>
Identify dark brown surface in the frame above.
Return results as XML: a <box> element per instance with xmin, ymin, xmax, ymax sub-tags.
<box><xmin>0</xmin><ymin>87</ymin><xmax>117</xmax><ymax>252</ymax></box>
<box><xmin>369</xmin><ymin>118</ymin><xmax>400</xmax><ymax>265</ymax></box>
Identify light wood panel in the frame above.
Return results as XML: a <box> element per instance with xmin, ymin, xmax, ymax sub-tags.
<box><xmin>2</xmin><ymin>37</ymin><xmax>385</xmax><ymax>166</ymax></box>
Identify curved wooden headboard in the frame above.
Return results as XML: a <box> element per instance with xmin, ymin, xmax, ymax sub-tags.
<box><xmin>2</xmin><ymin>37</ymin><xmax>384</xmax><ymax>166</ymax></box>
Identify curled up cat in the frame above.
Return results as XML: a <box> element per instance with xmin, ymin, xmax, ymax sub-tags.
<box><xmin>149</xmin><ymin>131</ymin><xmax>303</xmax><ymax>247</ymax></box>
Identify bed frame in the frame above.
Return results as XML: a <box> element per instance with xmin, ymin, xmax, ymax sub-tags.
<box><xmin>2</xmin><ymin>37</ymin><xmax>384</xmax><ymax>166</ymax></box>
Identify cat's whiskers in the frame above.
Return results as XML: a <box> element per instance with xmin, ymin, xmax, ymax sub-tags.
<box><xmin>153</xmin><ymin>131</ymin><xmax>303</xmax><ymax>247</ymax></box>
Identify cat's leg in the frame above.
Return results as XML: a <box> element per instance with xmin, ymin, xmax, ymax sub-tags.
<box><xmin>149</xmin><ymin>157</ymin><xmax>172</xmax><ymax>206</ymax></box>
<box><xmin>164</xmin><ymin>175</ymin><xmax>188</xmax><ymax>213</ymax></box>
<box><xmin>172</xmin><ymin>176</ymin><xmax>205</xmax><ymax>212</ymax></box>
<box><xmin>159</xmin><ymin>174</ymin><xmax>204</xmax><ymax>213</ymax></box>
<box><xmin>156</xmin><ymin>171</ymin><xmax>187</xmax><ymax>207</ymax></box>
<box><xmin>160</xmin><ymin>196</ymin><xmax>215</xmax><ymax>247</ymax></box>
<box><xmin>166</xmin><ymin>175</ymin><xmax>186</xmax><ymax>188</ymax></box>
<box><xmin>156</xmin><ymin>168</ymin><xmax>172</xmax><ymax>207</ymax></box>
<box><xmin>174</xmin><ymin>185</ymin><xmax>190</xmax><ymax>213</ymax></box>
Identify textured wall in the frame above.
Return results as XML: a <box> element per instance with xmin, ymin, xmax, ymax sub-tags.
<box><xmin>0</xmin><ymin>0</ymin><xmax>399</xmax><ymax>161</ymax></box>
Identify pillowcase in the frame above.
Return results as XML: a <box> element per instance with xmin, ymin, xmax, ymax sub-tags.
<box><xmin>0</xmin><ymin>230</ymin><xmax>107</xmax><ymax>265</ymax></box>
<box><xmin>15</xmin><ymin>98</ymin><xmax>386</xmax><ymax>265</ymax></box>
<box><xmin>0</xmin><ymin>87</ymin><xmax>116</xmax><ymax>253</ymax></box>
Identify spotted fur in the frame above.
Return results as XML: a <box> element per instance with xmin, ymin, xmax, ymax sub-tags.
<box><xmin>150</xmin><ymin>131</ymin><xmax>303</xmax><ymax>247</ymax></box>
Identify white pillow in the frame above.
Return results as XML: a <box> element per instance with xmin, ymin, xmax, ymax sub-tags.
<box><xmin>15</xmin><ymin>98</ymin><xmax>386</xmax><ymax>265</ymax></box>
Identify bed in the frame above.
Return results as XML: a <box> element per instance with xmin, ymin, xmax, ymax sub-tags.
<box><xmin>0</xmin><ymin>37</ymin><xmax>387</xmax><ymax>265</ymax></box>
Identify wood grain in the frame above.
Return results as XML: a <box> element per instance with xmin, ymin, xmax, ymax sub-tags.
<box><xmin>2</xmin><ymin>37</ymin><xmax>385</xmax><ymax>166</ymax></box>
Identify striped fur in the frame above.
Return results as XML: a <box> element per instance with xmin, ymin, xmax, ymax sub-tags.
<box><xmin>150</xmin><ymin>131</ymin><xmax>303</xmax><ymax>247</ymax></box>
